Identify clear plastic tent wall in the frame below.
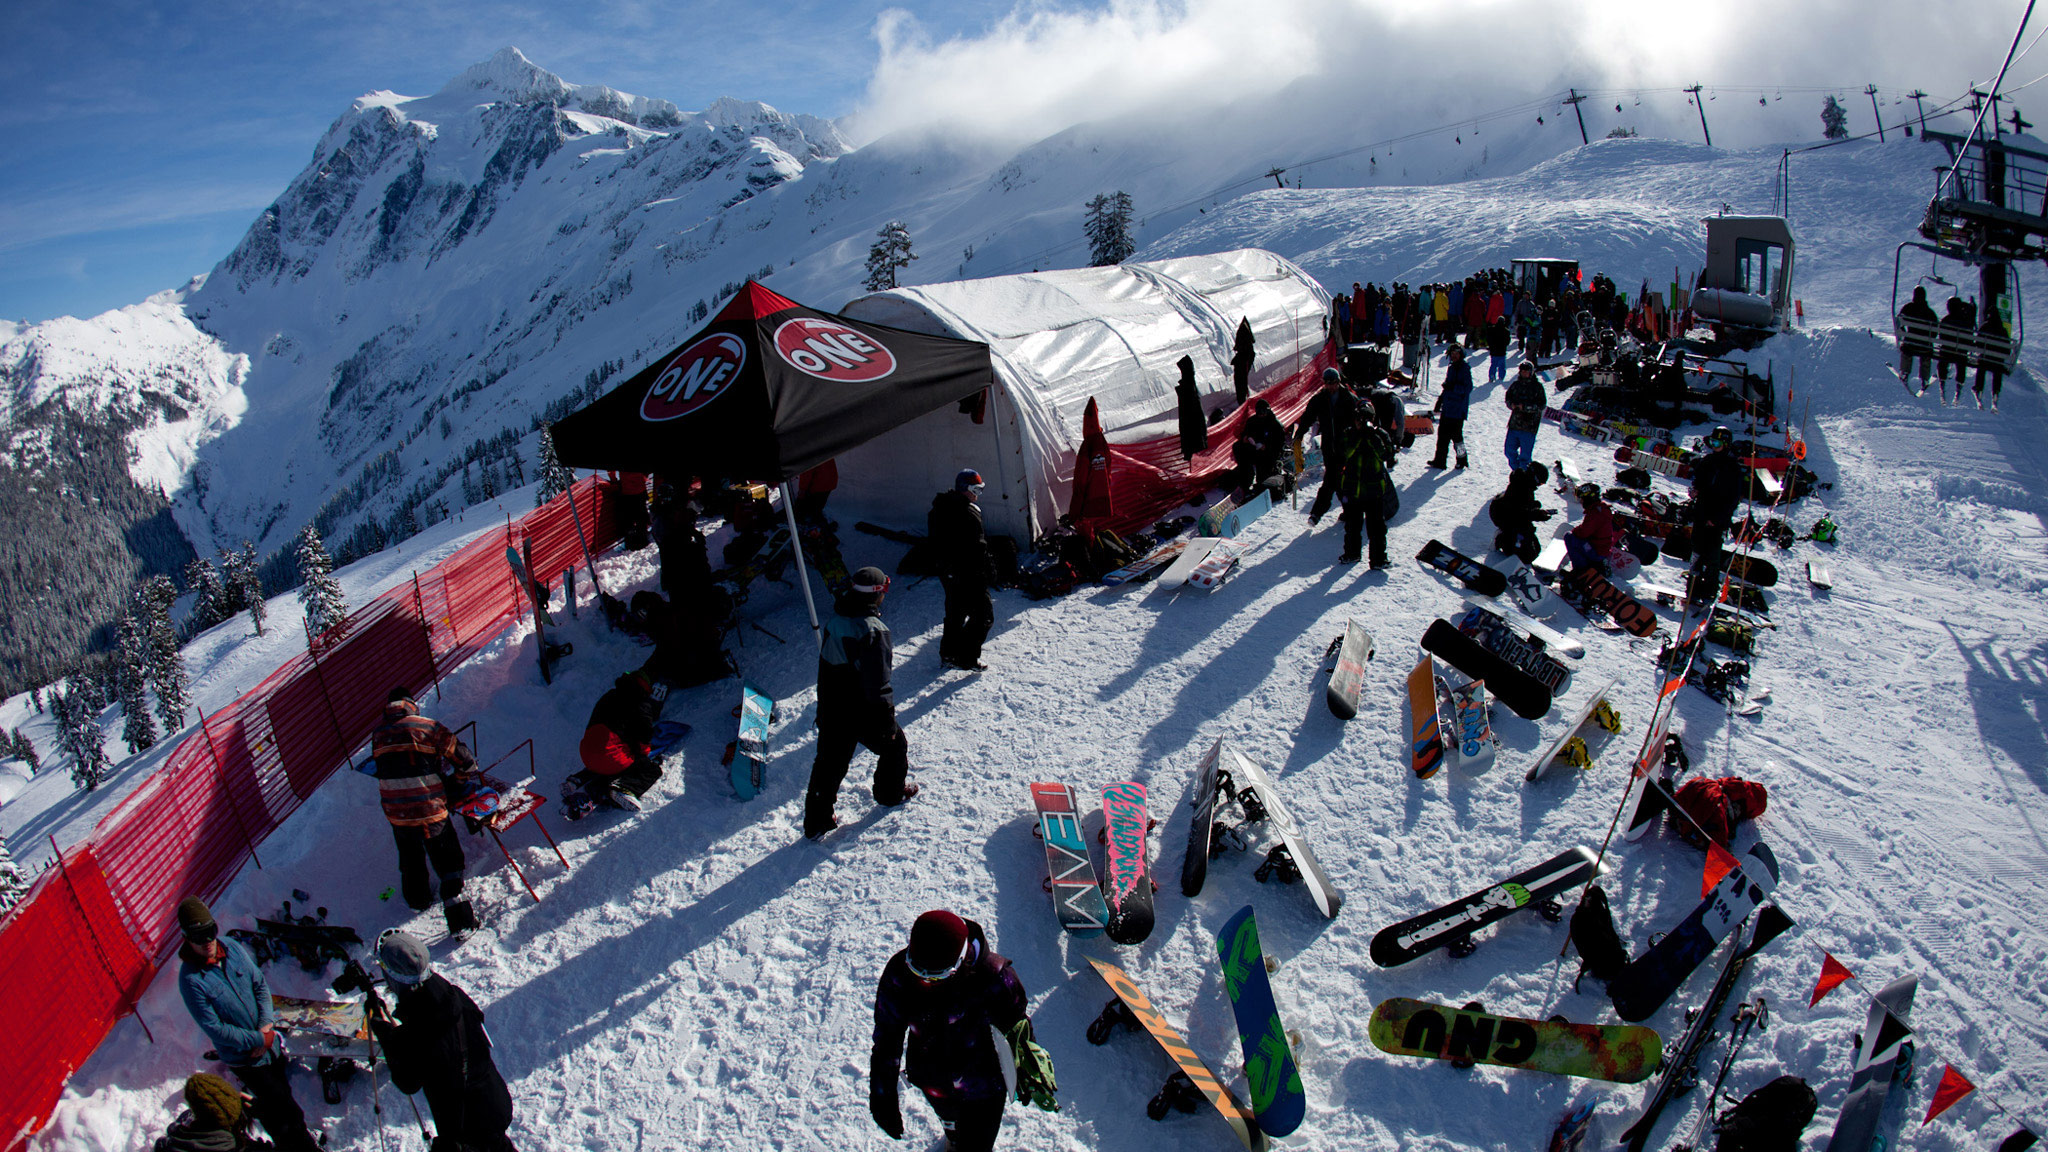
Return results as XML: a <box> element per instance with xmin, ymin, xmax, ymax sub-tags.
<box><xmin>837</xmin><ymin>249</ymin><xmax>1331</xmax><ymax>540</ymax></box>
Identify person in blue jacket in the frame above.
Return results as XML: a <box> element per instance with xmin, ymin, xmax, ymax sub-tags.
<box><xmin>804</xmin><ymin>567</ymin><xmax>919</xmax><ymax>840</ymax></box>
<box><xmin>174</xmin><ymin>898</ymin><xmax>322</xmax><ymax>1152</ymax></box>
<box><xmin>1428</xmin><ymin>345</ymin><xmax>1473</xmax><ymax>469</ymax></box>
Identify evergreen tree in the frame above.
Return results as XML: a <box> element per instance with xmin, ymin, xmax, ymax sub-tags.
<box><xmin>0</xmin><ymin>836</ymin><xmax>29</xmax><ymax>914</ymax></box>
<box><xmin>535</xmin><ymin>424</ymin><xmax>575</xmax><ymax>508</ymax></box>
<box><xmin>863</xmin><ymin>221</ymin><xmax>917</xmax><ymax>291</ymax></box>
<box><xmin>10</xmin><ymin>729</ymin><xmax>36</xmax><ymax>775</ymax></box>
<box><xmin>30</xmin><ymin>686</ymin><xmax>41</xmax><ymax>714</ymax></box>
<box><xmin>1084</xmin><ymin>191</ymin><xmax>1137</xmax><ymax>266</ymax></box>
<box><xmin>138</xmin><ymin>576</ymin><xmax>191</xmax><ymax>733</ymax></box>
<box><xmin>295</xmin><ymin>526</ymin><xmax>350</xmax><ymax>637</ymax></box>
<box><xmin>116</xmin><ymin>613</ymin><xmax>158</xmax><ymax>755</ymax></box>
<box><xmin>54</xmin><ymin>683</ymin><xmax>112</xmax><ymax>791</ymax></box>
<box><xmin>184</xmin><ymin>557</ymin><xmax>229</xmax><ymax>630</ymax></box>
<box><xmin>689</xmin><ymin>299</ymin><xmax>709</xmax><ymax>324</ymax></box>
<box><xmin>224</xmin><ymin>544</ymin><xmax>265</xmax><ymax>636</ymax></box>
<box><xmin>1821</xmin><ymin>95</ymin><xmax>1850</xmax><ymax>139</ymax></box>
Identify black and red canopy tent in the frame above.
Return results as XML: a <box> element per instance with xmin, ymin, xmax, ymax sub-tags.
<box><xmin>551</xmin><ymin>281</ymin><xmax>993</xmax><ymax>483</ymax></box>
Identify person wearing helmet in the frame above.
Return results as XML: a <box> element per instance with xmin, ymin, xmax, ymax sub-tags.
<box><xmin>1428</xmin><ymin>345</ymin><xmax>1472</xmax><ymax>469</ymax></box>
<box><xmin>1687</xmin><ymin>426</ymin><xmax>1746</xmax><ymax>596</ymax></box>
<box><xmin>805</xmin><ymin>566</ymin><xmax>919</xmax><ymax>840</ymax></box>
<box><xmin>1502</xmin><ymin>360</ymin><xmax>1546</xmax><ymax>472</ymax></box>
<box><xmin>369</xmin><ymin>689</ymin><xmax>480</xmax><ymax>936</ymax></box>
<box><xmin>870</xmin><ymin>910</ymin><xmax>1050</xmax><ymax>1151</ymax></box>
<box><xmin>1563</xmin><ymin>482</ymin><xmax>1617</xmax><ymax>575</ymax></box>
<box><xmin>929</xmin><ymin>469</ymin><xmax>995</xmax><ymax>672</ymax></box>
<box><xmin>1488</xmin><ymin>463</ymin><xmax>1554</xmax><ymax>562</ymax></box>
<box><xmin>370</xmin><ymin>930</ymin><xmax>518</xmax><ymax>1152</ymax></box>
<box><xmin>566</xmin><ymin>669</ymin><xmax>667</xmax><ymax>819</ymax></box>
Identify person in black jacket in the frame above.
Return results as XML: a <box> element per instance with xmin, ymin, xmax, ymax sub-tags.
<box><xmin>1488</xmin><ymin>464</ymin><xmax>1554</xmax><ymax>562</ymax></box>
<box><xmin>1935</xmin><ymin>296</ymin><xmax>1976</xmax><ymax>405</ymax></box>
<box><xmin>371</xmin><ymin>931</ymin><xmax>517</xmax><ymax>1152</ymax></box>
<box><xmin>1232</xmin><ymin>399</ymin><xmax>1288</xmax><ymax>494</ymax></box>
<box><xmin>1295</xmin><ymin>368</ymin><xmax>1356</xmax><ymax>526</ymax></box>
<box><xmin>1976</xmin><ymin>309</ymin><xmax>2012</xmax><ymax>410</ymax></box>
<box><xmin>805</xmin><ymin>568</ymin><xmax>918</xmax><ymax>840</ymax></box>
<box><xmin>567</xmin><ymin>670</ymin><xmax>666</xmax><ymax>814</ymax></box>
<box><xmin>1896</xmin><ymin>285</ymin><xmax>1939</xmax><ymax>392</ymax></box>
<box><xmin>1231</xmin><ymin>317</ymin><xmax>1256</xmax><ymax>404</ymax></box>
<box><xmin>1687</xmin><ymin>426</ymin><xmax>1747</xmax><ymax>596</ymax></box>
<box><xmin>929</xmin><ymin>470</ymin><xmax>995</xmax><ymax>672</ymax></box>
<box><xmin>869</xmin><ymin>911</ymin><xmax>1051</xmax><ymax>1151</ymax></box>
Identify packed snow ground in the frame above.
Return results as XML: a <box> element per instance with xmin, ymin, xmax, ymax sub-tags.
<box><xmin>24</xmin><ymin>314</ymin><xmax>2048</xmax><ymax>1151</ymax></box>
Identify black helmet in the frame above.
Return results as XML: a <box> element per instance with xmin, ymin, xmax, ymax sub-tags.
<box><xmin>1707</xmin><ymin>425</ymin><xmax>1734</xmax><ymax>450</ymax></box>
<box><xmin>1575</xmin><ymin>482</ymin><xmax>1602</xmax><ymax>503</ymax></box>
<box><xmin>1525</xmin><ymin>461</ymin><xmax>1550</xmax><ymax>485</ymax></box>
<box><xmin>1322</xmin><ymin>367</ymin><xmax>1341</xmax><ymax>384</ymax></box>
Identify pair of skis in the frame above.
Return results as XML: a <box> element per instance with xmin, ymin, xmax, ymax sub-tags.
<box><xmin>1030</xmin><ymin>781</ymin><xmax>1155</xmax><ymax>943</ymax></box>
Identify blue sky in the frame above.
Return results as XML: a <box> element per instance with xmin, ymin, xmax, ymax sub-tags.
<box><xmin>0</xmin><ymin>0</ymin><xmax>2021</xmax><ymax>326</ymax></box>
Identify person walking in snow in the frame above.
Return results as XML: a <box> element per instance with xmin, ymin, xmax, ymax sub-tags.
<box><xmin>369</xmin><ymin>690</ymin><xmax>479</xmax><ymax>937</ymax></box>
<box><xmin>1895</xmin><ymin>285</ymin><xmax>1939</xmax><ymax>393</ymax></box>
<box><xmin>566</xmin><ymin>669</ymin><xmax>667</xmax><ymax>816</ymax></box>
<box><xmin>369</xmin><ymin>930</ymin><xmax>518</xmax><ymax>1152</ymax></box>
<box><xmin>805</xmin><ymin>567</ymin><xmax>918</xmax><ymax>840</ymax></box>
<box><xmin>1296</xmin><ymin>367</ymin><xmax>1357</xmax><ymax>526</ymax></box>
<box><xmin>1427</xmin><ymin>346</ymin><xmax>1472</xmax><ymax>469</ymax></box>
<box><xmin>869</xmin><ymin>910</ymin><xmax>1055</xmax><ymax>1152</ymax></box>
<box><xmin>930</xmin><ymin>470</ymin><xmax>995</xmax><ymax>672</ymax></box>
<box><xmin>174</xmin><ymin>898</ymin><xmax>323</xmax><ymax>1152</ymax></box>
<box><xmin>1502</xmin><ymin>360</ymin><xmax>1546</xmax><ymax>472</ymax></box>
<box><xmin>1332</xmin><ymin>405</ymin><xmax>1398</xmax><ymax>567</ymax></box>
<box><xmin>1484</xmin><ymin>315</ymin><xmax>1512</xmax><ymax>384</ymax></box>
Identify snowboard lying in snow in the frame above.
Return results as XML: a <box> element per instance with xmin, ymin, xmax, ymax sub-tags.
<box><xmin>1369</xmin><ymin>846</ymin><xmax>1598</xmax><ymax>967</ymax></box>
<box><xmin>1368</xmin><ymin>998</ymin><xmax>1663</xmax><ymax>1083</ymax></box>
<box><xmin>1086</xmin><ymin>958</ymin><xmax>1267</xmax><ymax>1150</ymax></box>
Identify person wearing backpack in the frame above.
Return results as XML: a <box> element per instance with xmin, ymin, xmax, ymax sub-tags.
<box><xmin>1332</xmin><ymin>406</ymin><xmax>1397</xmax><ymax>567</ymax></box>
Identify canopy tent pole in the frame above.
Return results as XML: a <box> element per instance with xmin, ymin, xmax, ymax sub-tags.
<box><xmin>780</xmin><ymin>482</ymin><xmax>823</xmax><ymax>647</ymax></box>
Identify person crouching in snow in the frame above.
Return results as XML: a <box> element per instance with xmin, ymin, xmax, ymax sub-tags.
<box><xmin>1563</xmin><ymin>482</ymin><xmax>1617</xmax><ymax>575</ymax></box>
<box><xmin>1488</xmin><ymin>463</ymin><xmax>1554</xmax><ymax>563</ymax></box>
<box><xmin>870</xmin><ymin>910</ymin><xmax>1057</xmax><ymax>1151</ymax></box>
<box><xmin>566</xmin><ymin>670</ymin><xmax>666</xmax><ymax>817</ymax></box>
<box><xmin>370</xmin><ymin>930</ymin><xmax>518</xmax><ymax>1152</ymax></box>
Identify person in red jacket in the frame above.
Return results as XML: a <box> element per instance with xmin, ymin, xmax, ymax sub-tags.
<box><xmin>1563</xmin><ymin>482</ymin><xmax>1617</xmax><ymax>575</ymax></box>
<box><xmin>568</xmin><ymin>670</ymin><xmax>665</xmax><ymax>816</ymax></box>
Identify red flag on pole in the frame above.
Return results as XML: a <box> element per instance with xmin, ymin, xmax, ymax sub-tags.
<box><xmin>1809</xmin><ymin>952</ymin><xmax>1855</xmax><ymax>1006</ymax></box>
<box><xmin>1921</xmin><ymin>1065</ymin><xmax>1975</xmax><ymax>1125</ymax></box>
<box><xmin>1702</xmin><ymin>841</ymin><xmax>1740</xmax><ymax>897</ymax></box>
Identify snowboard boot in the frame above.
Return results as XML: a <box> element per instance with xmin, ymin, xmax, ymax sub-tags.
<box><xmin>876</xmin><ymin>782</ymin><xmax>921</xmax><ymax>807</ymax></box>
<box><xmin>1455</xmin><ymin>451</ymin><xmax>1468</xmax><ymax>469</ymax></box>
<box><xmin>803</xmin><ymin>817</ymin><xmax>840</xmax><ymax>842</ymax></box>
<box><xmin>1426</xmin><ymin>456</ymin><xmax>1446</xmax><ymax>469</ymax></box>
<box><xmin>443</xmin><ymin>897</ymin><xmax>479</xmax><ymax>938</ymax></box>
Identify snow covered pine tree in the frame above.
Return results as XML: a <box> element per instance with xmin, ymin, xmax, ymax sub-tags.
<box><xmin>536</xmin><ymin>424</ymin><xmax>575</xmax><ymax>507</ymax></box>
<box><xmin>296</xmin><ymin>526</ymin><xmax>350</xmax><ymax>637</ymax></box>
<box><xmin>116</xmin><ymin>613</ymin><xmax>158</xmax><ymax>755</ymax></box>
<box><xmin>1085</xmin><ymin>191</ymin><xmax>1136</xmax><ymax>266</ymax></box>
<box><xmin>139</xmin><ymin>575</ymin><xmax>191</xmax><ymax>734</ymax></box>
<box><xmin>54</xmin><ymin>681</ymin><xmax>112</xmax><ymax>791</ymax></box>
<box><xmin>224</xmin><ymin>543</ymin><xmax>266</xmax><ymax>636</ymax></box>
<box><xmin>864</xmin><ymin>221</ymin><xmax>917</xmax><ymax>291</ymax></box>
<box><xmin>0</xmin><ymin>836</ymin><xmax>29</xmax><ymax>914</ymax></box>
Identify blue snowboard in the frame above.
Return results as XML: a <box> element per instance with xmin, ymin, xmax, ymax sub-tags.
<box><xmin>1217</xmin><ymin>906</ymin><xmax>1306</xmax><ymax>1137</ymax></box>
<box><xmin>1610</xmin><ymin>842</ymin><xmax>1780</xmax><ymax>1022</ymax></box>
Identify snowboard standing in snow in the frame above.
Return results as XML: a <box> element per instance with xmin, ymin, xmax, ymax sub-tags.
<box><xmin>1421</xmin><ymin>619</ymin><xmax>1553</xmax><ymax>719</ymax></box>
<box><xmin>1222</xmin><ymin>747</ymin><xmax>1342</xmax><ymax>918</ymax></box>
<box><xmin>1610</xmin><ymin>843</ymin><xmax>1782</xmax><ymax>1022</ymax></box>
<box><xmin>1217</xmin><ymin>905</ymin><xmax>1306</xmax><ymax>1138</ymax></box>
<box><xmin>1405</xmin><ymin>654</ymin><xmax>1448</xmax><ymax>778</ymax></box>
<box><xmin>1324</xmin><ymin>618</ymin><xmax>1376</xmax><ymax>720</ymax></box>
<box><xmin>1526</xmin><ymin>677</ymin><xmax>1626</xmax><ymax>782</ymax></box>
<box><xmin>1368</xmin><ymin>998</ymin><xmax>1663</xmax><ymax>1083</ymax></box>
<box><xmin>1369</xmin><ymin>846</ymin><xmax>1599</xmax><ymax>967</ymax></box>
<box><xmin>1416</xmin><ymin>539</ymin><xmax>1510</xmax><ymax>596</ymax></box>
<box><xmin>1821</xmin><ymin>974</ymin><xmax>1919</xmax><ymax>1152</ymax></box>
<box><xmin>1099</xmin><ymin>782</ymin><xmax>1156</xmax><ymax>945</ymax></box>
<box><xmin>1619</xmin><ymin>906</ymin><xmax>1793</xmax><ymax>1152</ymax></box>
<box><xmin>726</xmin><ymin>681</ymin><xmax>774</xmax><ymax>801</ymax></box>
<box><xmin>1084</xmin><ymin>958</ymin><xmax>1267</xmax><ymax>1151</ymax></box>
<box><xmin>507</xmin><ymin>544</ymin><xmax>571</xmax><ymax>683</ymax></box>
<box><xmin>1030</xmin><ymin>782</ymin><xmax>1109</xmax><ymax>936</ymax></box>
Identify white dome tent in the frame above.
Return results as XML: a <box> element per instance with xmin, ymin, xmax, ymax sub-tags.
<box><xmin>833</xmin><ymin>249</ymin><xmax>1333</xmax><ymax>542</ymax></box>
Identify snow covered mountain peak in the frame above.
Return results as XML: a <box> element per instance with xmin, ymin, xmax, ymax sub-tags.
<box><xmin>440</xmin><ymin>46</ymin><xmax>575</xmax><ymax>105</ymax></box>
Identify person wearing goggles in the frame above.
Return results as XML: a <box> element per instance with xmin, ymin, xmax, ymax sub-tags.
<box><xmin>804</xmin><ymin>566</ymin><xmax>920</xmax><ymax>839</ymax></box>
<box><xmin>869</xmin><ymin>910</ymin><xmax>1055</xmax><ymax>1150</ymax></box>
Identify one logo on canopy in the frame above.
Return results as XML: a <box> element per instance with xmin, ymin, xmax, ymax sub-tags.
<box><xmin>641</xmin><ymin>333</ymin><xmax>748</xmax><ymax>422</ymax></box>
<box><xmin>772</xmin><ymin>317</ymin><xmax>897</xmax><ymax>382</ymax></box>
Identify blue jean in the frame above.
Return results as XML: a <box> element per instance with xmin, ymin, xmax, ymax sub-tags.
<box><xmin>1504</xmin><ymin>428</ymin><xmax>1537</xmax><ymax>471</ymax></box>
<box><xmin>1490</xmin><ymin>354</ymin><xmax>1508</xmax><ymax>383</ymax></box>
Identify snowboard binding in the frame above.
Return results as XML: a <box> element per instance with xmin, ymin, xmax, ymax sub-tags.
<box><xmin>1448</xmin><ymin>936</ymin><xmax>1479</xmax><ymax>959</ymax></box>
<box><xmin>1562</xmin><ymin>737</ymin><xmax>1592</xmax><ymax>771</ymax></box>
<box><xmin>1255</xmin><ymin>844</ymin><xmax>1302</xmax><ymax>885</ymax></box>
<box><xmin>1085</xmin><ymin>998</ymin><xmax>1140</xmax><ymax>1046</ymax></box>
<box><xmin>317</xmin><ymin>1056</ymin><xmax>360</xmax><ymax>1105</ymax></box>
<box><xmin>1146</xmin><ymin>1070</ymin><xmax>1205</xmax><ymax>1121</ymax></box>
<box><xmin>1592</xmin><ymin>700</ymin><xmax>1623</xmax><ymax>734</ymax></box>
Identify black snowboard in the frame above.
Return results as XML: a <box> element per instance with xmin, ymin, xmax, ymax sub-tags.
<box><xmin>1180</xmin><ymin>740</ymin><xmax>1229</xmax><ymax>898</ymax></box>
<box><xmin>1420</xmin><ymin>620</ymin><xmax>1552</xmax><ymax>719</ymax></box>
<box><xmin>1610</xmin><ymin>843</ymin><xmax>1782</xmax><ymax>1022</ymax></box>
<box><xmin>1722</xmin><ymin>552</ymin><xmax>1779</xmax><ymax>588</ymax></box>
<box><xmin>1370</xmin><ymin>847</ymin><xmax>1598</xmax><ymax>967</ymax></box>
<box><xmin>1416</xmin><ymin>540</ymin><xmax>1509</xmax><ymax>596</ymax></box>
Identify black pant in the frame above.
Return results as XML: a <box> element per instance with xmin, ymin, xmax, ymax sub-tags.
<box><xmin>1977</xmin><ymin>365</ymin><xmax>2004</xmax><ymax>397</ymax></box>
<box><xmin>938</xmin><ymin>575</ymin><xmax>993</xmax><ymax>666</ymax></box>
<box><xmin>232</xmin><ymin>1055</ymin><xmax>322</xmax><ymax>1152</ymax></box>
<box><xmin>924</xmin><ymin>1091</ymin><xmax>1006</xmax><ymax>1152</ymax></box>
<box><xmin>1690</xmin><ymin>520</ymin><xmax>1728</xmax><ymax>588</ymax></box>
<box><xmin>1429</xmin><ymin>418</ymin><xmax>1466</xmax><ymax>465</ymax></box>
<box><xmin>392</xmin><ymin>820</ymin><xmax>466</xmax><ymax>912</ymax></box>
<box><xmin>805</xmin><ymin>712</ymin><xmax>911</xmax><ymax>834</ymax></box>
<box><xmin>1339</xmin><ymin>495</ymin><xmax>1389</xmax><ymax>565</ymax></box>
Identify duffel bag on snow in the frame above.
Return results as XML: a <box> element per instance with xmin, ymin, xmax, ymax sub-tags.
<box><xmin>1671</xmin><ymin>777</ymin><xmax>1768</xmax><ymax>849</ymax></box>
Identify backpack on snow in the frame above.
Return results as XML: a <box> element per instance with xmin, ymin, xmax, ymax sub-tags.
<box><xmin>1671</xmin><ymin>777</ymin><xmax>1769</xmax><ymax>849</ymax></box>
<box><xmin>1568</xmin><ymin>884</ymin><xmax>1630</xmax><ymax>991</ymax></box>
<box><xmin>1712</xmin><ymin>1075</ymin><xmax>1818</xmax><ymax>1152</ymax></box>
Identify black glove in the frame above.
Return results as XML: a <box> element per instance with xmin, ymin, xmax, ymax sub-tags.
<box><xmin>869</xmin><ymin>1086</ymin><xmax>904</xmax><ymax>1139</ymax></box>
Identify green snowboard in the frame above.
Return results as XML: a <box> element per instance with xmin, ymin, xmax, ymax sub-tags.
<box><xmin>1368</xmin><ymin>998</ymin><xmax>1662</xmax><ymax>1083</ymax></box>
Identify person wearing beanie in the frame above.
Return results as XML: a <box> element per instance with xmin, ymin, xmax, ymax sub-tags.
<box><xmin>154</xmin><ymin>1072</ymin><xmax>248</xmax><ymax>1152</ymax></box>
<box><xmin>870</xmin><ymin>911</ymin><xmax>1050</xmax><ymax>1151</ymax></box>
<box><xmin>369</xmin><ymin>930</ymin><xmax>518</xmax><ymax>1152</ymax></box>
<box><xmin>1428</xmin><ymin>345</ymin><xmax>1473</xmax><ymax>470</ymax></box>
<box><xmin>1294</xmin><ymin>367</ymin><xmax>1358</xmax><ymax>527</ymax></box>
<box><xmin>804</xmin><ymin>566</ymin><xmax>918</xmax><ymax>840</ymax></box>
<box><xmin>928</xmin><ymin>469</ymin><xmax>995</xmax><ymax>672</ymax></box>
<box><xmin>566</xmin><ymin>669</ymin><xmax>667</xmax><ymax>818</ymax></box>
<box><xmin>1501</xmin><ymin>360</ymin><xmax>1546</xmax><ymax>473</ymax></box>
<box><xmin>173</xmin><ymin>898</ymin><xmax>322</xmax><ymax>1152</ymax></box>
<box><xmin>369</xmin><ymin>689</ymin><xmax>481</xmax><ymax>938</ymax></box>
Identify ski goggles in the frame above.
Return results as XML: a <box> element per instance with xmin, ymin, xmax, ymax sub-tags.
<box><xmin>852</xmin><ymin>573</ymin><xmax>891</xmax><ymax>595</ymax></box>
<box><xmin>906</xmin><ymin>948</ymin><xmax>966</xmax><ymax>983</ymax></box>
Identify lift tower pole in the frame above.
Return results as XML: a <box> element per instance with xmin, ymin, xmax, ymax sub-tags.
<box><xmin>1685</xmin><ymin>85</ymin><xmax>1712</xmax><ymax>147</ymax></box>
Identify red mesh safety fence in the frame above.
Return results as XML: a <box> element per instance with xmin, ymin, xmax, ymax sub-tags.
<box><xmin>0</xmin><ymin>475</ymin><xmax>621</xmax><ymax>1148</ymax></box>
<box><xmin>1096</xmin><ymin>344</ymin><xmax>1337</xmax><ymax>536</ymax></box>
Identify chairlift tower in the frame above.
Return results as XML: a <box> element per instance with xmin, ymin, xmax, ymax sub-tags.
<box><xmin>1898</xmin><ymin>125</ymin><xmax>2048</xmax><ymax>372</ymax></box>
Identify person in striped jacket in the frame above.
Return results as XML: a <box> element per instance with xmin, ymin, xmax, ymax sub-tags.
<box><xmin>371</xmin><ymin>688</ymin><xmax>480</xmax><ymax>936</ymax></box>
